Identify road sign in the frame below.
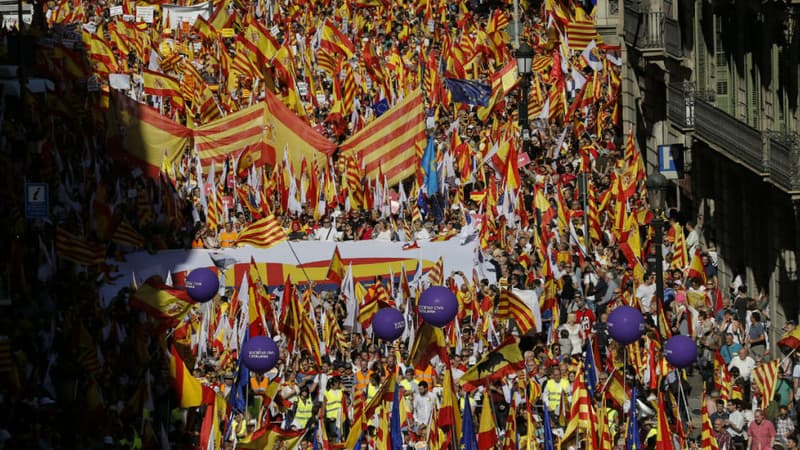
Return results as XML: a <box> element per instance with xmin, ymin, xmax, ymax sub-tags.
<box><xmin>25</xmin><ymin>182</ymin><xmax>49</xmax><ymax>219</ymax></box>
<box><xmin>658</xmin><ymin>145</ymin><xmax>680</xmax><ymax>180</ymax></box>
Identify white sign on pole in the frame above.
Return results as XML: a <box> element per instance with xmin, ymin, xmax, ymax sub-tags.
<box><xmin>136</xmin><ymin>6</ymin><xmax>154</xmax><ymax>23</ymax></box>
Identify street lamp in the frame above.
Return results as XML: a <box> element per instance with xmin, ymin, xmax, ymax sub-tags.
<box><xmin>646</xmin><ymin>170</ymin><xmax>669</xmax><ymax>331</ymax></box>
<box><xmin>516</xmin><ymin>42</ymin><xmax>534</xmax><ymax>152</ymax></box>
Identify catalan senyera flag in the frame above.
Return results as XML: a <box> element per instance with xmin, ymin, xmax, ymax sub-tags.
<box><xmin>326</xmin><ymin>246</ymin><xmax>346</xmax><ymax>281</ymax></box>
<box><xmin>340</xmin><ymin>90</ymin><xmax>426</xmax><ymax>187</ymax></box>
<box><xmin>459</xmin><ymin>337</ymin><xmax>525</xmax><ymax>391</ymax></box>
<box><xmin>130</xmin><ymin>276</ymin><xmax>196</xmax><ymax>325</ymax></box>
<box><xmin>670</xmin><ymin>222</ymin><xmax>689</xmax><ymax>269</ymax></box>
<box><xmin>168</xmin><ymin>344</ymin><xmax>213</xmax><ymax>408</ymax></box>
<box><xmin>111</xmin><ymin>219</ymin><xmax>145</xmax><ymax>248</ymax></box>
<box><xmin>194</xmin><ymin>90</ymin><xmax>335</xmax><ymax>172</ymax></box>
<box><xmin>562</xmin><ymin>362</ymin><xmax>597</xmax><ymax>449</ymax></box>
<box><xmin>236</xmin><ymin>214</ymin><xmax>287</xmax><ymax>248</ymax></box>
<box><xmin>701</xmin><ymin>388</ymin><xmax>719</xmax><ymax>450</ymax></box>
<box><xmin>779</xmin><ymin>325</ymin><xmax>800</xmax><ymax>349</ymax></box>
<box><xmin>566</xmin><ymin>20</ymin><xmax>603</xmax><ymax>50</ymax></box>
<box><xmin>108</xmin><ymin>93</ymin><xmax>191</xmax><ymax>178</ymax></box>
<box><xmin>752</xmin><ymin>359</ymin><xmax>780</xmax><ymax>410</ymax></box>
<box><xmin>55</xmin><ymin>227</ymin><xmax>107</xmax><ymax>265</ymax></box>
<box><xmin>497</xmin><ymin>289</ymin><xmax>537</xmax><ymax>335</ymax></box>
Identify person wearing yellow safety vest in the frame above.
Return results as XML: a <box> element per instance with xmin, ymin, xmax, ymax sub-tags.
<box><xmin>366</xmin><ymin>373</ymin><xmax>381</xmax><ymax>404</ymax></box>
<box><xmin>322</xmin><ymin>377</ymin><xmax>344</xmax><ymax>442</ymax></box>
<box><xmin>542</xmin><ymin>367</ymin><xmax>571</xmax><ymax>412</ymax></box>
<box><xmin>291</xmin><ymin>387</ymin><xmax>316</xmax><ymax>430</ymax></box>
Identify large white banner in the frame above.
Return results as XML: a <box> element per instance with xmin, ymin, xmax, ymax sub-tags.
<box><xmin>101</xmin><ymin>239</ymin><xmax>496</xmax><ymax>300</ymax></box>
<box><xmin>161</xmin><ymin>2</ymin><xmax>211</xmax><ymax>30</ymax></box>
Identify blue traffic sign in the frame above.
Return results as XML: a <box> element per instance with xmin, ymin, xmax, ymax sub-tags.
<box><xmin>25</xmin><ymin>182</ymin><xmax>49</xmax><ymax>219</ymax></box>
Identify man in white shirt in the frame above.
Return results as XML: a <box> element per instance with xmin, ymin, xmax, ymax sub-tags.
<box><xmin>412</xmin><ymin>381</ymin><xmax>437</xmax><ymax>435</ymax></box>
<box><xmin>635</xmin><ymin>272</ymin><xmax>657</xmax><ymax>313</ymax></box>
<box><xmin>313</xmin><ymin>218</ymin><xmax>341</xmax><ymax>241</ymax></box>
<box><xmin>726</xmin><ymin>399</ymin><xmax>747</xmax><ymax>445</ymax></box>
<box><xmin>728</xmin><ymin>347</ymin><xmax>757</xmax><ymax>381</ymax></box>
<box><xmin>413</xmin><ymin>221</ymin><xmax>432</xmax><ymax>241</ymax></box>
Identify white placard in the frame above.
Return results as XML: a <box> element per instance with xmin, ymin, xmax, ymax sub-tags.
<box><xmin>315</xmin><ymin>93</ymin><xmax>327</xmax><ymax>105</ymax></box>
<box><xmin>136</xmin><ymin>6</ymin><xmax>154</xmax><ymax>23</ymax></box>
<box><xmin>160</xmin><ymin>2</ymin><xmax>210</xmax><ymax>29</ymax></box>
<box><xmin>109</xmin><ymin>5</ymin><xmax>123</xmax><ymax>16</ymax></box>
<box><xmin>297</xmin><ymin>81</ymin><xmax>307</xmax><ymax>96</ymax></box>
<box><xmin>123</xmin><ymin>14</ymin><xmax>135</xmax><ymax>22</ymax></box>
<box><xmin>270</xmin><ymin>25</ymin><xmax>280</xmax><ymax>37</ymax></box>
<box><xmin>82</xmin><ymin>22</ymin><xmax>97</xmax><ymax>34</ymax></box>
<box><xmin>109</xmin><ymin>73</ymin><xmax>131</xmax><ymax>90</ymax></box>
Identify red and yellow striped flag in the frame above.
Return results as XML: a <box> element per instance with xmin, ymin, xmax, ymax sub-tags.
<box><xmin>752</xmin><ymin>360</ymin><xmax>780</xmax><ymax>410</ymax></box>
<box><xmin>111</xmin><ymin>219</ymin><xmax>145</xmax><ymax>248</ymax></box>
<box><xmin>326</xmin><ymin>246</ymin><xmax>346</xmax><ymax>281</ymax></box>
<box><xmin>236</xmin><ymin>214</ymin><xmax>287</xmax><ymax>248</ymax></box>
<box><xmin>497</xmin><ymin>289</ymin><xmax>537</xmax><ymax>335</ymax></box>
<box><xmin>340</xmin><ymin>90</ymin><xmax>426</xmax><ymax>186</ymax></box>
<box><xmin>701</xmin><ymin>388</ymin><xmax>719</xmax><ymax>450</ymax></box>
<box><xmin>55</xmin><ymin>227</ymin><xmax>107</xmax><ymax>265</ymax></box>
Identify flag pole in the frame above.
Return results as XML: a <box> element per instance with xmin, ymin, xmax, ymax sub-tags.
<box><xmin>284</xmin><ymin>240</ymin><xmax>314</xmax><ymax>285</ymax></box>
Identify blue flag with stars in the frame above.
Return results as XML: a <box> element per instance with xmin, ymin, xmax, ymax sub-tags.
<box><xmin>584</xmin><ymin>337</ymin><xmax>598</xmax><ymax>400</ymax></box>
<box><xmin>373</xmin><ymin>98</ymin><xmax>390</xmax><ymax>117</ymax></box>
<box><xmin>543</xmin><ymin>403</ymin><xmax>556</xmax><ymax>450</ymax></box>
<box><xmin>445</xmin><ymin>78</ymin><xmax>492</xmax><ymax>106</ymax></box>
<box><xmin>460</xmin><ymin>394</ymin><xmax>479</xmax><ymax>450</ymax></box>
<box><xmin>626</xmin><ymin>386</ymin><xmax>641</xmax><ymax>450</ymax></box>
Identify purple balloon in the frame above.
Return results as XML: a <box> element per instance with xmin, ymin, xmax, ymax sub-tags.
<box><xmin>419</xmin><ymin>286</ymin><xmax>458</xmax><ymax>327</ymax></box>
<box><xmin>372</xmin><ymin>308</ymin><xmax>406</xmax><ymax>341</ymax></box>
<box><xmin>664</xmin><ymin>335</ymin><xmax>698</xmax><ymax>368</ymax></box>
<box><xmin>241</xmin><ymin>336</ymin><xmax>279</xmax><ymax>373</ymax></box>
<box><xmin>185</xmin><ymin>268</ymin><xmax>219</xmax><ymax>303</ymax></box>
<box><xmin>607</xmin><ymin>305</ymin><xmax>644</xmax><ymax>345</ymax></box>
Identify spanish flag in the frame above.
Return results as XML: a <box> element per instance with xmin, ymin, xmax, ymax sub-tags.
<box><xmin>687</xmin><ymin>249</ymin><xmax>706</xmax><ymax>284</ymax></box>
<box><xmin>326</xmin><ymin>246</ymin><xmax>346</xmax><ymax>281</ymax></box>
<box><xmin>142</xmin><ymin>70</ymin><xmax>184</xmax><ymax>110</ymax></box>
<box><xmin>237</xmin><ymin>424</ymin><xmax>304</xmax><ymax>449</ymax></box>
<box><xmin>167</xmin><ymin>344</ymin><xmax>213</xmax><ymax>408</ymax></box>
<box><xmin>779</xmin><ymin>325</ymin><xmax>800</xmax><ymax>350</ymax></box>
<box><xmin>320</xmin><ymin>19</ymin><xmax>355</xmax><ymax>59</ymax></box>
<box><xmin>459</xmin><ymin>337</ymin><xmax>525</xmax><ymax>391</ymax></box>
<box><xmin>477</xmin><ymin>388</ymin><xmax>498</xmax><ymax>448</ymax></box>
<box><xmin>130</xmin><ymin>276</ymin><xmax>195</xmax><ymax>326</ymax></box>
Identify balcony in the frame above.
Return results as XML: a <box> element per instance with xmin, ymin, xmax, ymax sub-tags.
<box><xmin>668</xmin><ymin>83</ymin><xmax>800</xmax><ymax>197</ymax></box>
<box><xmin>624</xmin><ymin>6</ymin><xmax>683</xmax><ymax>59</ymax></box>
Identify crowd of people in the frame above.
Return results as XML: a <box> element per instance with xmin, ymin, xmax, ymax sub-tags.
<box><xmin>1</xmin><ymin>0</ymin><xmax>796</xmax><ymax>448</ymax></box>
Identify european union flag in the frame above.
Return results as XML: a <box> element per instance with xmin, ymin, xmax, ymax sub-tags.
<box><xmin>461</xmin><ymin>394</ymin><xmax>479</xmax><ymax>450</ymax></box>
<box><xmin>626</xmin><ymin>386</ymin><xmax>641</xmax><ymax>450</ymax></box>
<box><xmin>584</xmin><ymin>338</ymin><xmax>598</xmax><ymax>399</ymax></box>
<box><xmin>373</xmin><ymin>98</ymin><xmax>390</xmax><ymax>117</ymax></box>
<box><xmin>228</xmin><ymin>333</ymin><xmax>250</xmax><ymax>413</ymax></box>
<box><xmin>445</xmin><ymin>78</ymin><xmax>492</xmax><ymax>106</ymax></box>
<box><xmin>390</xmin><ymin>384</ymin><xmax>403</xmax><ymax>449</ymax></box>
<box><xmin>542</xmin><ymin>404</ymin><xmax>556</xmax><ymax>450</ymax></box>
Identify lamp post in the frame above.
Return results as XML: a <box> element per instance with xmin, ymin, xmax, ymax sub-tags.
<box><xmin>646</xmin><ymin>171</ymin><xmax>669</xmax><ymax>328</ymax></box>
<box><xmin>516</xmin><ymin>42</ymin><xmax>534</xmax><ymax>151</ymax></box>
